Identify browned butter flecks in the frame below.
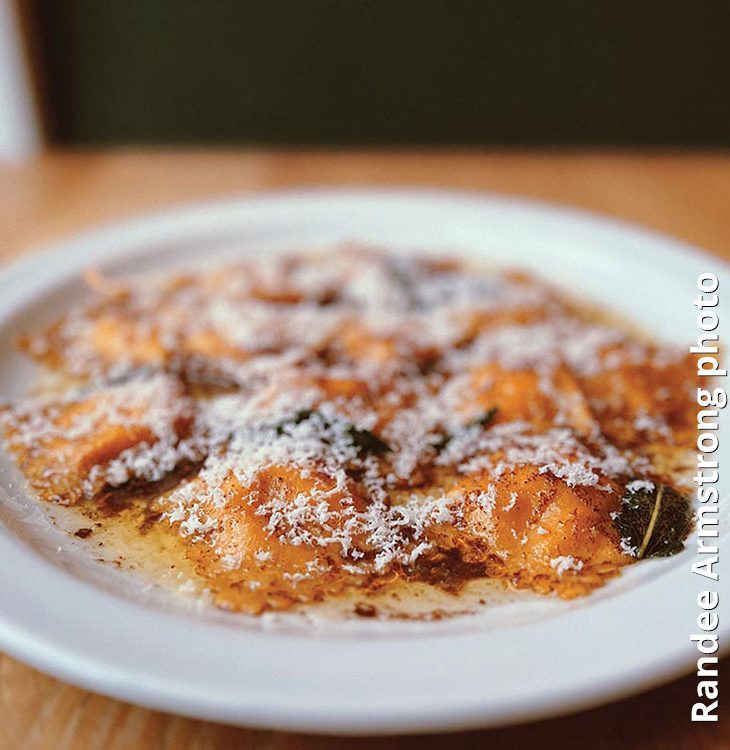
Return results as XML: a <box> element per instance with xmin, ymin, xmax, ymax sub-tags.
<box><xmin>1</xmin><ymin>248</ymin><xmax>696</xmax><ymax>616</ymax></box>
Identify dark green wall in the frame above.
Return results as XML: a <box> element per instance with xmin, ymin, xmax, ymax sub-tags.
<box><xmin>37</xmin><ymin>0</ymin><xmax>730</xmax><ymax>146</ymax></box>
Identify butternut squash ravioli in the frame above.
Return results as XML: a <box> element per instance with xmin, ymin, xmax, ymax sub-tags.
<box><xmin>1</xmin><ymin>248</ymin><xmax>696</xmax><ymax>617</ymax></box>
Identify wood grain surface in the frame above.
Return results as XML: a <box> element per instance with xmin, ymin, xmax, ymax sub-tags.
<box><xmin>0</xmin><ymin>150</ymin><xmax>728</xmax><ymax>750</ymax></box>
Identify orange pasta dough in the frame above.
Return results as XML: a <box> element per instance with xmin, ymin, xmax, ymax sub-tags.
<box><xmin>1</xmin><ymin>248</ymin><xmax>696</xmax><ymax>616</ymax></box>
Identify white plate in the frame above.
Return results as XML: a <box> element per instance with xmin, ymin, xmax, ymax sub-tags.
<box><xmin>0</xmin><ymin>189</ymin><xmax>727</xmax><ymax>734</ymax></box>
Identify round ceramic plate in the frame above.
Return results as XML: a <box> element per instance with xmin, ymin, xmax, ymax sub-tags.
<box><xmin>0</xmin><ymin>189</ymin><xmax>727</xmax><ymax>734</ymax></box>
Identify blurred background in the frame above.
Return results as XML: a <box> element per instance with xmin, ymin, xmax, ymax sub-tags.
<box><xmin>2</xmin><ymin>0</ymin><xmax>730</xmax><ymax>156</ymax></box>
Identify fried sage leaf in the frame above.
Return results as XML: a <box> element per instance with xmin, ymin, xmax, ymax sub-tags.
<box><xmin>346</xmin><ymin>426</ymin><xmax>392</xmax><ymax>456</ymax></box>
<box><xmin>434</xmin><ymin>407</ymin><xmax>498</xmax><ymax>453</ymax></box>
<box><xmin>274</xmin><ymin>410</ymin><xmax>392</xmax><ymax>456</ymax></box>
<box><xmin>470</xmin><ymin>407</ymin><xmax>498</xmax><ymax>429</ymax></box>
<box><xmin>274</xmin><ymin>409</ymin><xmax>314</xmax><ymax>435</ymax></box>
<box><xmin>613</xmin><ymin>483</ymin><xmax>692</xmax><ymax>559</ymax></box>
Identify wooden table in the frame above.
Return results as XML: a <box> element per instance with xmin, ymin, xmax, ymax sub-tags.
<box><xmin>0</xmin><ymin>150</ymin><xmax>727</xmax><ymax>750</ymax></box>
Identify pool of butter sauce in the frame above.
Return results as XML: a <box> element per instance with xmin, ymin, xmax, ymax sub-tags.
<box><xmin>43</xmin><ymin>493</ymin><xmax>520</xmax><ymax>623</ymax></box>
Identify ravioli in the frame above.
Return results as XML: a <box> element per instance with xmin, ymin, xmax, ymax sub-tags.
<box><xmin>1</xmin><ymin>374</ymin><xmax>204</xmax><ymax>505</ymax></box>
<box><xmin>1</xmin><ymin>248</ymin><xmax>696</xmax><ymax>616</ymax></box>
